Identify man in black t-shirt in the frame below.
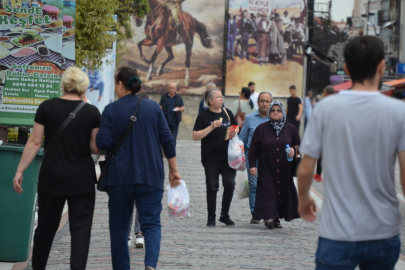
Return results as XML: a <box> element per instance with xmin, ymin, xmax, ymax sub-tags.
<box><xmin>286</xmin><ymin>85</ymin><xmax>303</xmax><ymax>131</ymax></box>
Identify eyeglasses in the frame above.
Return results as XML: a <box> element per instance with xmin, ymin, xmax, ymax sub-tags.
<box><xmin>270</xmin><ymin>109</ymin><xmax>282</xmax><ymax>113</ymax></box>
<box><xmin>259</xmin><ymin>100</ymin><xmax>271</xmax><ymax>104</ymax></box>
<box><xmin>214</xmin><ymin>96</ymin><xmax>225</xmax><ymax>99</ymax></box>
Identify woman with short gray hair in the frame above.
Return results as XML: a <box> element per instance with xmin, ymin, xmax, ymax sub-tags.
<box><xmin>193</xmin><ymin>89</ymin><xmax>239</xmax><ymax>226</ymax></box>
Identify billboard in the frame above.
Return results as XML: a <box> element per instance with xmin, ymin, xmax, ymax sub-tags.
<box><xmin>123</xmin><ymin>0</ymin><xmax>226</xmax><ymax>95</ymax></box>
<box><xmin>0</xmin><ymin>0</ymin><xmax>76</xmax><ymax>126</ymax></box>
<box><xmin>226</xmin><ymin>0</ymin><xmax>306</xmax><ymax>97</ymax></box>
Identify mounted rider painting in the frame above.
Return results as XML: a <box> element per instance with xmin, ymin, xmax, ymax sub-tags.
<box><xmin>136</xmin><ymin>0</ymin><xmax>213</xmax><ymax>86</ymax></box>
<box><xmin>161</xmin><ymin>0</ymin><xmax>186</xmax><ymax>44</ymax></box>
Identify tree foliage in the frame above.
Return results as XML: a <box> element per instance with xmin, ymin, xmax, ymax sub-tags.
<box><xmin>75</xmin><ymin>0</ymin><xmax>150</xmax><ymax>69</ymax></box>
<box><xmin>76</xmin><ymin>0</ymin><xmax>119</xmax><ymax>69</ymax></box>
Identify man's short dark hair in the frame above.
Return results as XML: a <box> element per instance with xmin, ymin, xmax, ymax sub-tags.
<box><xmin>290</xmin><ymin>85</ymin><xmax>296</xmax><ymax>90</ymax></box>
<box><xmin>248</xmin><ymin>82</ymin><xmax>255</xmax><ymax>87</ymax></box>
<box><xmin>344</xmin><ymin>36</ymin><xmax>384</xmax><ymax>84</ymax></box>
<box><xmin>306</xmin><ymin>91</ymin><xmax>313</xmax><ymax>96</ymax></box>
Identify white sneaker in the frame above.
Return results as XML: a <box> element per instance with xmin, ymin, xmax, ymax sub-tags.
<box><xmin>127</xmin><ymin>237</ymin><xmax>132</xmax><ymax>247</ymax></box>
<box><xmin>135</xmin><ymin>234</ymin><xmax>144</xmax><ymax>248</ymax></box>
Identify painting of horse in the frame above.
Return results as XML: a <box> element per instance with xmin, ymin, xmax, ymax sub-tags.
<box><xmin>124</xmin><ymin>0</ymin><xmax>226</xmax><ymax>94</ymax></box>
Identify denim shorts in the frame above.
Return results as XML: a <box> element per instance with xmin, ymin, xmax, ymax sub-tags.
<box><xmin>316</xmin><ymin>236</ymin><xmax>400</xmax><ymax>270</ymax></box>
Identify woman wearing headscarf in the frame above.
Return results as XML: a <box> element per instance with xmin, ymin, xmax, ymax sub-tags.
<box><xmin>248</xmin><ymin>101</ymin><xmax>300</xmax><ymax>229</ymax></box>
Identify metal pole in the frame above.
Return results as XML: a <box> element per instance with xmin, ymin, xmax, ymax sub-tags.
<box><xmin>366</xmin><ymin>0</ymin><xmax>371</xmax><ymax>35</ymax></box>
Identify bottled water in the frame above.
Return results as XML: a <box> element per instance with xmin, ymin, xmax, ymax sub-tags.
<box><xmin>286</xmin><ymin>144</ymin><xmax>293</xmax><ymax>162</ymax></box>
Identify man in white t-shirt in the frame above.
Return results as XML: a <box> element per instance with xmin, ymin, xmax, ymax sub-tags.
<box><xmin>298</xmin><ymin>36</ymin><xmax>405</xmax><ymax>269</ymax></box>
<box><xmin>248</xmin><ymin>82</ymin><xmax>259</xmax><ymax>110</ymax></box>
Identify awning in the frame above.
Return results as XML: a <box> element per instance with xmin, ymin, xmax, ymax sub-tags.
<box><xmin>381</xmin><ymin>78</ymin><xmax>405</xmax><ymax>96</ymax></box>
<box><xmin>333</xmin><ymin>81</ymin><xmax>352</xmax><ymax>91</ymax></box>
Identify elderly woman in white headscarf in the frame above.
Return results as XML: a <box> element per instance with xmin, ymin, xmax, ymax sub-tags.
<box><xmin>248</xmin><ymin>101</ymin><xmax>300</xmax><ymax>229</ymax></box>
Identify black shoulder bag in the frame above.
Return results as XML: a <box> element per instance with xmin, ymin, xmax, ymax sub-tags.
<box><xmin>97</xmin><ymin>98</ymin><xmax>143</xmax><ymax>192</ymax></box>
<box><xmin>42</xmin><ymin>101</ymin><xmax>86</xmax><ymax>160</ymax></box>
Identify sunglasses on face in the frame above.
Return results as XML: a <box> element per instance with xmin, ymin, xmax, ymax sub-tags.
<box><xmin>270</xmin><ymin>109</ymin><xmax>282</xmax><ymax>113</ymax></box>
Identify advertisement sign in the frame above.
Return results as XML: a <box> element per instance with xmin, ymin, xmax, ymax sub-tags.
<box><xmin>0</xmin><ymin>0</ymin><xmax>73</xmax><ymax>126</ymax></box>
<box><xmin>123</xmin><ymin>0</ymin><xmax>226</xmax><ymax>95</ymax></box>
<box><xmin>226</xmin><ymin>0</ymin><xmax>306</xmax><ymax>96</ymax></box>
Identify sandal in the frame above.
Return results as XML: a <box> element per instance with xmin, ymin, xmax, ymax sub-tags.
<box><xmin>264</xmin><ymin>218</ymin><xmax>274</xmax><ymax>229</ymax></box>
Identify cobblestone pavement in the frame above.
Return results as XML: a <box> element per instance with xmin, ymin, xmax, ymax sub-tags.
<box><xmin>12</xmin><ymin>141</ymin><xmax>405</xmax><ymax>269</ymax></box>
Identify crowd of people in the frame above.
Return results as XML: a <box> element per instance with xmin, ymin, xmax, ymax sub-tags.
<box><xmin>227</xmin><ymin>9</ymin><xmax>306</xmax><ymax>65</ymax></box>
<box><xmin>10</xmin><ymin>36</ymin><xmax>405</xmax><ymax>270</ymax></box>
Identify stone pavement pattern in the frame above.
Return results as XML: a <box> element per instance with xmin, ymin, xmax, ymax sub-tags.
<box><xmin>19</xmin><ymin>141</ymin><xmax>405</xmax><ymax>269</ymax></box>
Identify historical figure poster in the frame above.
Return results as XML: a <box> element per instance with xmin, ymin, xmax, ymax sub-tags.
<box><xmin>123</xmin><ymin>0</ymin><xmax>226</xmax><ymax>95</ymax></box>
<box><xmin>226</xmin><ymin>0</ymin><xmax>307</xmax><ymax>96</ymax></box>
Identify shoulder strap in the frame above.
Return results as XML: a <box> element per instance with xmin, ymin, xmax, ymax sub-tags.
<box><xmin>223</xmin><ymin>107</ymin><xmax>231</xmax><ymax>123</ymax></box>
<box><xmin>237</xmin><ymin>100</ymin><xmax>242</xmax><ymax>114</ymax></box>
<box><xmin>109</xmin><ymin>97</ymin><xmax>143</xmax><ymax>157</ymax></box>
<box><xmin>43</xmin><ymin>101</ymin><xmax>86</xmax><ymax>159</ymax></box>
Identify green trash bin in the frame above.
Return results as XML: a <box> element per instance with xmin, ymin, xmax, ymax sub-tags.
<box><xmin>0</xmin><ymin>144</ymin><xmax>43</xmax><ymax>262</ymax></box>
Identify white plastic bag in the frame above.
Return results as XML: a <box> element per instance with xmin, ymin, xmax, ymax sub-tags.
<box><xmin>235</xmin><ymin>170</ymin><xmax>249</xmax><ymax>199</ymax></box>
<box><xmin>166</xmin><ymin>180</ymin><xmax>190</xmax><ymax>221</ymax></box>
<box><xmin>228</xmin><ymin>134</ymin><xmax>246</xmax><ymax>171</ymax></box>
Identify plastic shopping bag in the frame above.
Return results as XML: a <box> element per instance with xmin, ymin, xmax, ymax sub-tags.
<box><xmin>166</xmin><ymin>180</ymin><xmax>190</xmax><ymax>221</ymax></box>
<box><xmin>235</xmin><ymin>170</ymin><xmax>249</xmax><ymax>199</ymax></box>
<box><xmin>228</xmin><ymin>134</ymin><xmax>246</xmax><ymax>171</ymax></box>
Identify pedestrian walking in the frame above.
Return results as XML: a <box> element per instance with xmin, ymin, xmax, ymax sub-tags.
<box><xmin>193</xmin><ymin>88</ymin><xmax>239</xmax><ymax>227</ymax></box>
<box><xmin>96</xmin><ymin>67</ymin><xmax>181</xmax><ymax>270</ymax></box>
<box><xmin>313</xmin><ymin>85</ymin><xmax>335</xmax><ymax>183</ymax></box>
<box><xmin>286</xmin><ymin>85</ymin><xmax>303</xmax><ymax>131</ymax></box>
<box><xmin>239</xmin><ymin>92</ymin><xmax>272</xmax><ymax>223</ymax></box>
<box><xmin>128</xmin><ymin>205</ymin><xmax>144</xmax><ymax>248</ymax></box>
<box><xmin>231</xmin><ymin>87</ymin><xmax>255</xmax><ymax>130</ymax></box>
<box><xmin>248</xmin><ymin>101</ymin><xmax>300</xmax><ymax>229</ymax></box>
<box><xmin>12</xmin><ymin>67</ymin><xmax>101</xmax><ymax>270</ymax></box>
<box><xmin>304</xmin><ymin>90</ymin><xmax>312</xmax><ymax>130</ymax></box>
<box><xmin>298</xmin><ymin>36</ymin><xmax>405</xmax><ymax>269</ymax></box>
<box><xmin>248</xmin><ymin>82</ymin><xmax>259</xmax><ymax>109</ymax></box>
<box><xmin>159</xmin><ymin>82</ymin><xmax>185</xmax><ymax>145</ymax></box>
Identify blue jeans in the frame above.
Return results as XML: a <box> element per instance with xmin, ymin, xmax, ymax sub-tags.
<box><xmin>108</xmin><ymin>184</ymin><xmax>163</xmax><ymax>269</ymax></box>
<box><xmin>245</xmin><ymin>150</ymin><xmax>258</xmax><ymax>215</ymax></box>
<box><xmin>93</xmin><ymin>81</ymin><xmax>105</xmax><ymax>96</ymax></box>
<box><xmin>316</xmin><ymin>236</ymin><xmax>401</xmax><ymax>270</ymax></box>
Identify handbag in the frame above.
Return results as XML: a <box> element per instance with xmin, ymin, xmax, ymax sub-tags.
<box><xmin>97</xmin><ymin>98</ymin><xmax>143</xmax><ymax>192</ymax></box>
<box><xmin>42</xmin><ymin>101</ymin><xmax>86</xmax><ymax>160</ymax></box>
<box><xmin>235</xmin><ymin>100</ymin><xmax>246</xmax><ymax>130</ymax></box>
<box><xmin>292</xmin><ymin>145</ymin><xmax>302</xmax><ymax>177</ymax></box>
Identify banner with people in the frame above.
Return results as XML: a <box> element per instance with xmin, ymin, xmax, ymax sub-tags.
<box><xmin>0</xmin><ymin>0</ymin><xmax>73</xmax><ymax>126</ymax></box>
<box><xmin>84</xmin><ymin>33</ymin><xmax>116</xmax><ymax>114</ymax></box>
<box><xmin>225</xmin><ymin>0</ymin><xmax>306</xmax><ymax>97</ymax></box>
<box><xmin>122</xmin><ymin>0</ymin><xmax>226</xmax><ymax>95</ymax></box>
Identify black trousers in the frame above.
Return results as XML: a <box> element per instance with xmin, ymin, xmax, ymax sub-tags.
<box><xmin>168</xmin><ymin>122</ymin><xmax>179</xmax><ymax>145</ymax></box>
<box><xmin>316</xmin><ymin>157</ymin><xmax>322</xmax><ymax>175</ymax></box>
<box><xmin>202</xmin><ymin>160</ymin><xmax>236</xmax><ymax>217</ymax></box>
<box><xmin>32</xmin><ymin>192</ymin><xmax>95</xmax><ymax>270</ymax></box>
<box><xmin>287</xmin><ymin>118</ymin><xmax>301</xmax><ymax>131</ymax></box>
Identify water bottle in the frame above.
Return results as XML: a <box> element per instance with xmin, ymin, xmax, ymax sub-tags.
<box><xmin>286</xmin><ymin>144</ymin><xmax>293</xmax><ymax>162</ymax></box>
<box><xmin>22</xmin><ymin>0</ymin><xmax>30</xmax><ymax>8</ymax></box>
